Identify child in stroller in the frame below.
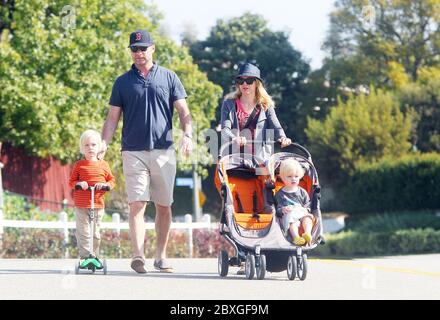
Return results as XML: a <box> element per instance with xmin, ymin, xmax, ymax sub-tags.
<box><xmin>275</xmin><ymin>158</ymin><xmax>314</xmax><ymax>246</ymax></box>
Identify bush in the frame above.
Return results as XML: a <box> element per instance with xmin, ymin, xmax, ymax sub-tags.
<box><xmin>342</xmin><ymin>153</ymin><xmax>440</xmax><ymax>214</ymax></box>
<box><xmin>1</xmin><ymin>228</ymin><xmax>64</xmax><ymax>258</ymax></box>
<box><xmin>314</xmin><ymin>228</ymin><xmax>440</xmax><ymax>257</ymax></box>
<box><xmin>305</xmin><ymin>88</ymin><xmax>412</xmax><ymax>183</ymax></box>
<box><xmin>0</xmin><ymin>228</ymin><xmax>231</xmax><ymax>259</ymax></box>
<box><xmin>345</xmin><ymin>211</ymin><xmax>440</xmax><ymax>233</ymax></box>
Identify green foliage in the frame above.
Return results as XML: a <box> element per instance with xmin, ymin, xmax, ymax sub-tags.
<box><xmin>345</xmin><ymin>211</ymin><xmax>440</xmax><ymax>233</ymax></box>
<box><xmin>188</xmin><ymin>12</ymin><xmax>310</xmax><ymax>140</ymax></box>
<box><xmin>315</xmin><ymin>212</ymin><xmax>440</xmax><ymax>257</ymax></box>
<box><xmin>305</xmin><ymin>88</ymin><xmax>412</xmax><ymax>182</ymax></box>
<box><xmin>4</xmin><ymin>191</ymin><xmax>68</xmax><ymax>220</ymax></box>
<box><xmin>2</xmin><ymin>228</ymin><xmax>64</xmax><ymax>258</ymax></box>
<box><xmin>397</xmin><ymin>67</ymin><xmax>440</xmax><ymax>152</ymax></box>
<box><xmin>314</xmin><ymin>228</ymin><xmax>440</xmax><ymax>257</ymax></box>
<box><xmin>0</xmin><ymin>0</ymin><xmax>148</xmax><ymax>162</ymax></box>
<box><xmin>0</xmin><ymin>228</ymin><xmax>229</xmax><ymax>258</ymax></box>
<box><xmin>3</xmin><ymin>191</ymin><xmax>115</xmax><ymax>222</ymax></box>
<box><xmin>342</xmin><ymin>153</ymin><xmax>440</xmax><ymax>214</ymax></box>
<box><xmin>323</xmin><ymin>0</ymin><xmax>440</xmax><ymax>87</ymax></box>
<box><xmin>0</xmin><ymin>0</ymin><xmax>222</xmax><ymax>175</ymax></box>
<box><xmin>300</xmin><ymin>0</ymin><xmax>440</xmax><ymax>156</ymax></box>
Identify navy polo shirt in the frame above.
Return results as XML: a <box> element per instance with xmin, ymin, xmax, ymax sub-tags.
<box><xmin>109</xmin><ymin>62</ymin><xmax>187</xmax><ymax>151</ymax></box>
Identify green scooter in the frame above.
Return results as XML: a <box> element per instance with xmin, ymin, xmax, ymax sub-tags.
<box><xmin>74</xmin><ymin>185</ymin><xmax>109</xmax><ymax>275</ymax></box>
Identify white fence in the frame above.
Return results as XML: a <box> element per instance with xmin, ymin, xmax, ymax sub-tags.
<box><xmin>0</xmin><ymin>212</ymin><xmax>216</xmax><ymax>258</ymax></box>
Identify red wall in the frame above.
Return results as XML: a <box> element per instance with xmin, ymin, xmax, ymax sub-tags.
<box><xmin>0</xmin><ymin>142</ymin><xmax>74</xmax><ymax>212</ymax></box>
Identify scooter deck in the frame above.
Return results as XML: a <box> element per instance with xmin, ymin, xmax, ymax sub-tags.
<box><xmin>79</xmin><ymin>258</ymin><xmax>103</xmax><ymax>270</ymax></box>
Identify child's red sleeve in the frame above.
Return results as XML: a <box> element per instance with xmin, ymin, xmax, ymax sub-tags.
<box><xmin>68</xmin><ymin>162</ymin><xmax>80</xmax><ymax>189</ymax></box>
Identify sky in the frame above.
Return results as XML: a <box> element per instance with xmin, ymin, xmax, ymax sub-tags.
<box><xmin>148</xmin><ymin>0</ymin><xmax>336</xmax><ymax>70</ymax></box>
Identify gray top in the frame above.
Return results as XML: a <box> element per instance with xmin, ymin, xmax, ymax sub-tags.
<box><xmin>275</xmin><ymin>187</ymin><xmax>310</xmax><ymax>218</ymax></box>
<box><xmin>220</xmin><ymin>98</ymin><xmax>287</xmax><ymax>159</ymax></box>
<box><xmin>109</xmin><ymin>63</ymin><xmax>187</xmax><ymax>151</ymax></box>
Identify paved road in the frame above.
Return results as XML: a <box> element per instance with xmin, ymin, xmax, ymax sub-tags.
<box><xmin>0</xmin><ymin>254</ymin><xmax>439</xmax><ymax>300</ymax></box>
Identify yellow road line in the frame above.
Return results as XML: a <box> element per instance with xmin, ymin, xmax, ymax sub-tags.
<box><xmin>311</xmin><ymin>258</ymin><xmax>440</xmax><ymax>278</ymax></box>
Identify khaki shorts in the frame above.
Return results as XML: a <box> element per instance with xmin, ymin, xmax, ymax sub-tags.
<box><xmin>122</xmin><ymin>149</ymin><xmax>176</xmax><ymax>206</ymax></box>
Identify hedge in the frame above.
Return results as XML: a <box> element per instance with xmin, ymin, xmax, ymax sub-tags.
<box><xmin>342</xmin><ymin>153</ymin><xmax>440</xmax><ymax>214</ymax></box>
<box><xmin>313</xmin><ymin>228</ymin><xmax>440</xmax><ymax>257</ymax></box>
<box><xmin>3</xmin><ymin>227</ymin><xmax>439</xmax><ymax>259</ymax></box>
<box><xmin>0</xmin><ymin>228</ymin><xmax>234</xmax><ymax>259</ymax></box>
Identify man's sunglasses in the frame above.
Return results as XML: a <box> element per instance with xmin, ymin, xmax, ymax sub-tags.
<box><xmin>236</xmin><ymin>77</ymin><xmax>257</xmax><ymax>85</ymax></box>
<box><xmin>130</xmin><ymin>46</ymin><xmax>149</xmax><ymax>53</ymax></box>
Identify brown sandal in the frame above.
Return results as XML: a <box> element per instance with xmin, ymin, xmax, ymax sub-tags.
<box><xmin>131</xmin><ymin>256</ymin><xmax>147</xmax><ymax>274</ymax></box>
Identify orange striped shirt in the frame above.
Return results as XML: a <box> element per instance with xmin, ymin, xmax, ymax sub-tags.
<box><xmin>68</xmin><ymin>159</ymin><xmax>116</xmax><ymax>208</ymax></box>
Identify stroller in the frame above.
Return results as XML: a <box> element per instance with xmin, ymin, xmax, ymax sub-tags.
<box><xmin>215</xmin><ymin>141</ymin><xmax>324</xmax><ymax>280</ymax></box>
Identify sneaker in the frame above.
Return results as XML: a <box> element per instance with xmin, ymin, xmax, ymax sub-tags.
<box><xmin>293</xmin><ymin>236</ymin><xmax>306</xmax><ymax>246</ymax></box>
<box><xmin>153</xmin><ymin>259</ymin><xmax>174</xmax><ymax>273</ymax></box>
<box><xmin>131</xmin><ymin>256</ymin><xmax>147</xmax><ymax>274</ymax></box>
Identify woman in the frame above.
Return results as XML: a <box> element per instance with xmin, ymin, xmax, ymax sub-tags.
<box><xmin>220</xmin><ymin>63</ymin><xmax>292</xmax><ymax>275</ymax></box>
<box><xmin>220</xmin><ymin>63</ymin><xmax>291</xmax><ymax>159</ymax></box>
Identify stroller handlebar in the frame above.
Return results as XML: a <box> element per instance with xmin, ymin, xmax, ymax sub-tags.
<box><xmin>218</xmin><ymin>139</ymin><xmax>311</xmax><ymax>161</ymax></box>
<box><xmin>274</xmin><ymin>141</ymin><xmax>312</xmax><ymax>160</ymax></box>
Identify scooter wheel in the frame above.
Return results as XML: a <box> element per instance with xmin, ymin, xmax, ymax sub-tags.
<box><xmin>103</xmin><ymin>259</ymin><xmax>108</xmax><ymax>275</ymax></box>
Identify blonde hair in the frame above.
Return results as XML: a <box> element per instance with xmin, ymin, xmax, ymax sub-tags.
<box><xmin>79</xmin><ymin>129</ymin><xmax>102</xmax><ymax>155</ymax></box>
<box><xmin>224</xmin><ymin>79</ymin><xmax>275</xmax><ymax>111</ymax></box>
<box><xmin>279</xmin><ymin>159</ymin><xmax>305</xmax><ymax>180</ymax></box>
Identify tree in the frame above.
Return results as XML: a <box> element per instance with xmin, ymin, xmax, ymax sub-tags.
<box><xmin>305</xmin><ymin>88</ymin><xmax>412</xmax><ymax>183</ymax></box>
<box><xmin>323</xmin><ymin>0</ymin><xmax>440</xmax><ymax>88</ymax></box>
<box><xmin>188</xmin><ymin>12</ymin><xmax>310</xmax><ymax>142</ymax></box>
<box><xmin>309</xmin><ymin>0</ymin><xmax>440</xmax><ymax>153</ymax></box>
<box><xmin>397</xmin><ymin>66</ymin><xmax>440</xmax><ymax>152</ymax></box>
<box><xmin>0</xmin><ymin>0</ymin><xmax>222</xmax><ymax>211</ymax></box>
<box><xmin>0</xmin><ymin>0</ymin><xmax>221</xmax><ymax>167</ymax></box>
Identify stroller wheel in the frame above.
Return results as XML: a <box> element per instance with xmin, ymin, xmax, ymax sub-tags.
<box><xmin>256</xmin><ymin>254</ymin><xmax>266</xmax><ymax>280</ymax></box>
<box><xmin>245</xmin><ymin>254</ymin><xmax>255</xmax><ymax>280</ymax></box>
<box><xmin>287</xmin><ymin>255</ymin><xmax>297</xmax><ymax>280</ymax></box>
<box><xmin>297</xmin><ymin>254</ymin><xmax>308</xmax><ymax>281</ymax></box>
<box><xmin>218</xmin><ymin>250</ymin><xmax>229</xmax><ymax>277</ymax></box>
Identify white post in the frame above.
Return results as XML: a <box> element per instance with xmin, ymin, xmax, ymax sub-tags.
<box><xmin>112</xmin><ymin>213</ymin><xmax>121</xmax><ymax>258</ymax></box>
<box><xmin>59</xmin><ymin>211</ymin><xmax>69</xmax><ymax>259</ymax></box>
<box><xmin>112</xmin><ymin>213</ymin><xmax>120</xmax><ymax>235</ymax></box>
<box><xmin>202</xmin><ymin>213</ymin><xmax>211</xmax><ymax>229</ymax></box>
<box><xmin>192</xmin><ymin>165</ymin><xmax>202</xmax><ymax>222</ymax></box>
<box><xmin>185</xmin><ymin>214</ymin><xmax>193</xmax><ymax>258</ymax></box>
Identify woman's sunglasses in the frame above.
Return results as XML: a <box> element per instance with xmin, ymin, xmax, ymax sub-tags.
<box><xmin>130</xmin><ymin>46</ymin><xmax>149</xmax><ymax>53</ymax></box>
<box><xmin>236</xmin><ymin>77</ymin><xmax>257</xmax><ymax>85</ymax></box>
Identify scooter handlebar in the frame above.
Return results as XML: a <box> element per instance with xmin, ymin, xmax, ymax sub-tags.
<box><xmin>74</xmin><ymin>185</ymin><xmax>111</xmax><ymax>191</ymax></box>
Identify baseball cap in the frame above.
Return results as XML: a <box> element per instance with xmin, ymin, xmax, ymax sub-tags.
<box><xmin>128</xmin><ymin>30</ymin><xmax>154</xmax><ymax>47</ymax></box>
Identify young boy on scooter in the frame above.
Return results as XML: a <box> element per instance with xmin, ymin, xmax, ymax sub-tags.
<box><xmin>69</xmin><ymin>129</ymin><xmax>115</xmax><ymax>270</ymax></box>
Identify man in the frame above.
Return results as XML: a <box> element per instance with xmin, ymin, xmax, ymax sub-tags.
<box><xmin>101</xmin><ymin>30</ymin><xmax>193</xmax><ymax>273</ymax></box>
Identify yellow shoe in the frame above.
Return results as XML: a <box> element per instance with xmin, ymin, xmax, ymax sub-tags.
<box><xmin>302</xmin><ymin>233</ymin><xmax>312</xmax><ymax>245</ymax></box>
<box><xmin>293</xmin><ymin>236</ymin><xmax>306</xmax><ymax>246</ymax></box>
